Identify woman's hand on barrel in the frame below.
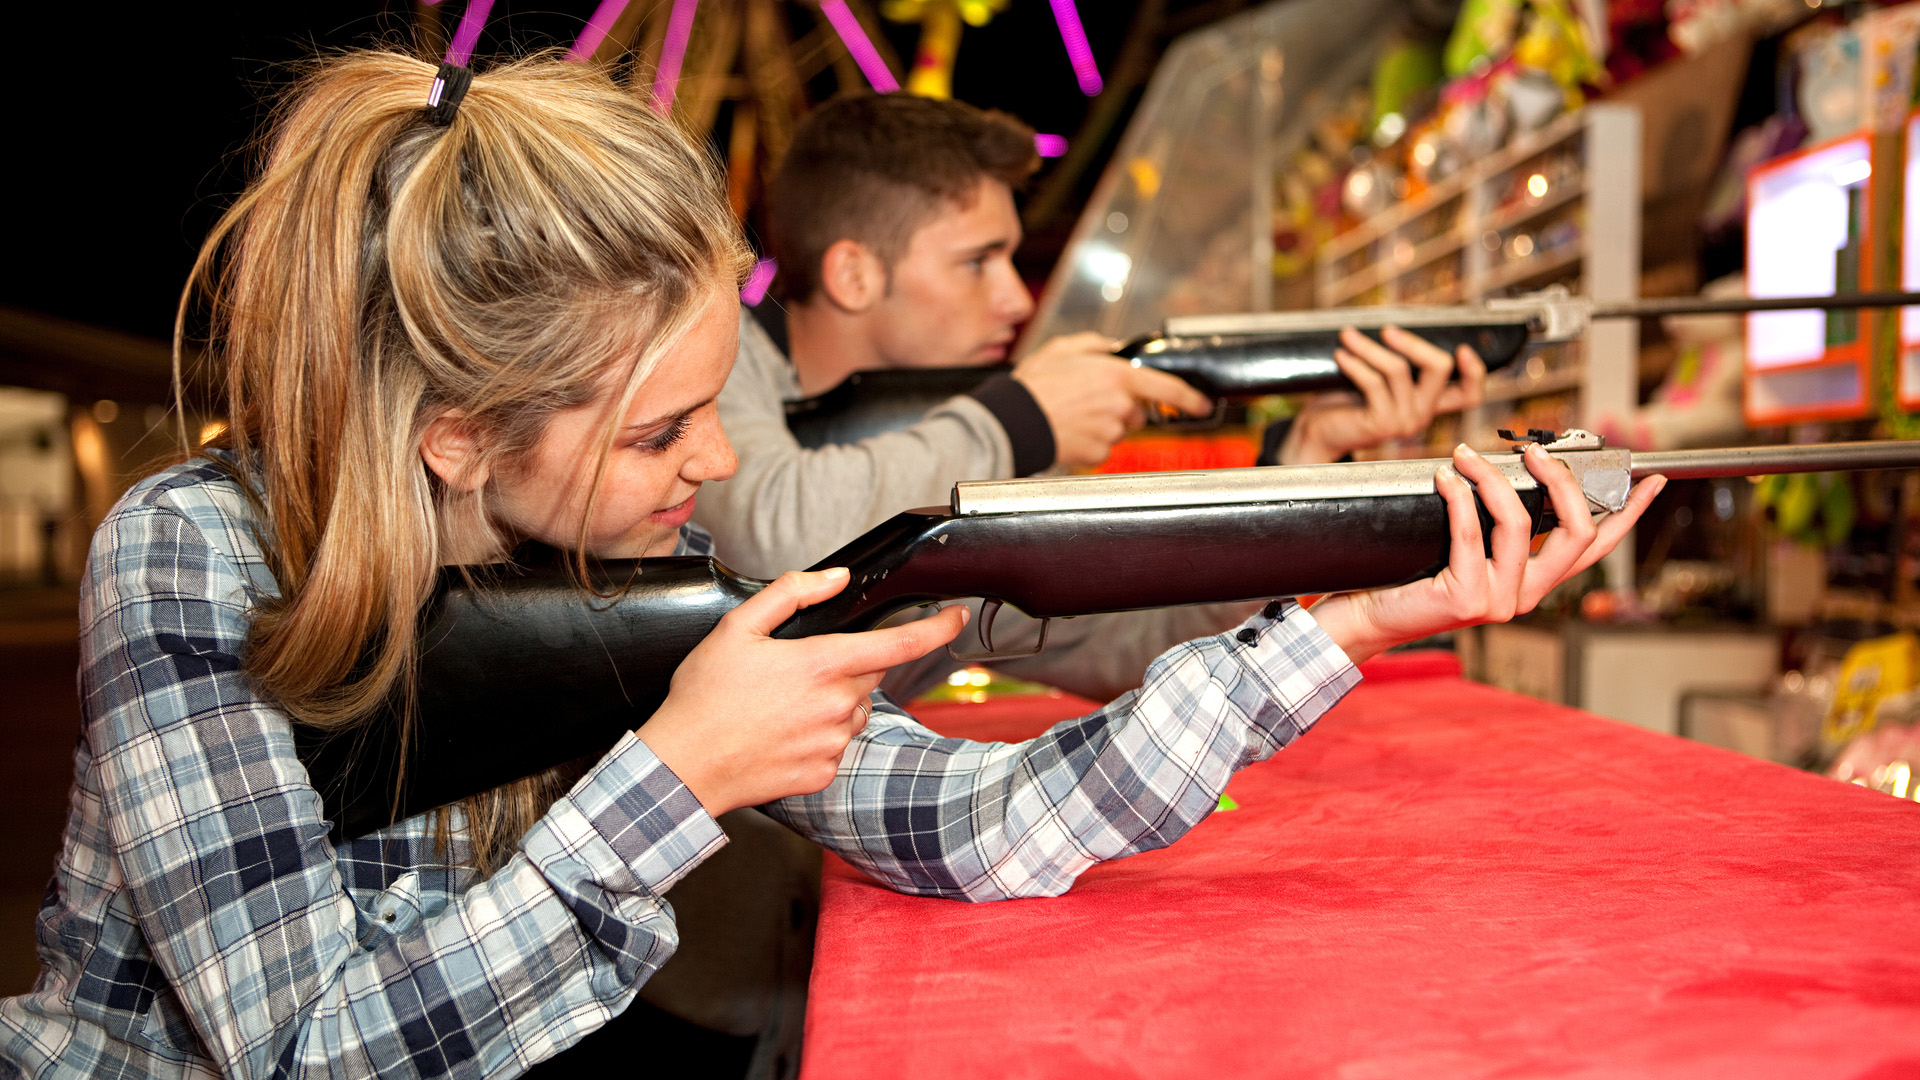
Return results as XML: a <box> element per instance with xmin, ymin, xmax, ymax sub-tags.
<box><xmin>639</xmin><ymin>567</ymin><xmax>969</xmax><ymax>817</ymax></box>
<box><xmin>1310</xmin><ymin>442</ymin><xmax>1663</xmax><ymax>665</ymax></box>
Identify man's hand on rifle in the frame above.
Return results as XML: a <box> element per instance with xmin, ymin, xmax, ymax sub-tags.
<box><xmin>639</xmin><ymin>567</ymin><xmax>970</xmax><ymax>818</ymax></box>
<box><xmin>1282</xmin><ymin>326</ymin><xmax>1488</xmax><ymax>465</ymax></box>
<box><xmin>1012</xmin><ymin>332</ymin><xmax>1214</xmax><ymax>468</ymax></box>
<box><xmin>1310</xmin><ymin>442</ymin><xmax>1664</xmax><ymax>664</ymax></box>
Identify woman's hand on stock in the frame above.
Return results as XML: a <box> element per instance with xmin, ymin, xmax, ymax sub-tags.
<box><xmin>1310</xmin><ymin>442</ymin><xmax>1664</xmax><ymax>665</ymax></box>
<box><xmin>638</xmin><ymin>567</ymin><xmax>969</xmax><ymax>818</ymax></box>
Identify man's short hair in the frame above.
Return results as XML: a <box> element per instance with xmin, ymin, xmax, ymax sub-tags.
<box><xmin>768</xmin><ymin>93</ymin><xmax>1038</xmax><ymax>302</ymax></box>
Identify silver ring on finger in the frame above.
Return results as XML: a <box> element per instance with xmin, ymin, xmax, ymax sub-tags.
<box><xmin>854</xmin><ymin>701</ymin><xmax>871</xmax><ymax>726</ymax></box>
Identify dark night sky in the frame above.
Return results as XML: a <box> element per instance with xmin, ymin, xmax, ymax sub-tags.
<box><xmin>0</xmin><ymin>1</ymin><xmax>1158</xmax><ymax>344</ymax></box>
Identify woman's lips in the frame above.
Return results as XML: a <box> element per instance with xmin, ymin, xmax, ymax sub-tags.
<box><xmin>652</xmin><ymin>494</ymin><xmax>697</xmax><ymax>527</ymax></box>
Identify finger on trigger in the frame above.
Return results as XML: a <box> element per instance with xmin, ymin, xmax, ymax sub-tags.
<box><xmin>833</xmin><ymin>604</ymin><xmax>971</xmax><ymax>676</ymax></box>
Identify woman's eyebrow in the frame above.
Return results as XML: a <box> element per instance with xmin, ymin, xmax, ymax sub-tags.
<box><xmin>621</xmin><ymin>398</ymin><xmax>712</xmax><ymax>431</ymax></box>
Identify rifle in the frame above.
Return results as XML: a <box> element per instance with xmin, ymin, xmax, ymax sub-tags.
<box><xmin>786</xmin><ymin>304</ymin><xmax>1541</xmax><ymax>447</ymax></box>
<box><xmin>297</xmin><ymin>431</ymin><xmax>1920</xmax><ymax>840</ymax></box>
<box><xmin>783</xmin><ymin>289</ymin><xmax>1920</xmax><ymax>448</ymax></box>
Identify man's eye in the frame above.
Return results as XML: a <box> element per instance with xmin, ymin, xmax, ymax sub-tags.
<box><xmin>635</xmin><ymin>415</ymin><xmax>691</xmax><ymax>451</ymax></box>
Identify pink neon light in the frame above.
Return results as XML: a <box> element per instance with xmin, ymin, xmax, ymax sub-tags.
<box><xmin>820</xmin><ymin>1</ymin><xmax>900</xmax><ymax>93</ymax></box>
<box><xmin>1033</xmin><ymin>133</ymin><xmax>1068</xmax><ymax>158</ymax></box>
<box><xmin>740</xmin><ymin>258</ymin><xmax>778</xmax><ymax>306</ymax></box>
<box><xmin>568</xmin><ymin>0</ymin><xmax>631</xmax><ymax>62</ymax></box>
<box><xmin>444</xmin><ymin>0</ymin><xmax>495</xmax><ymax>66</ymax></box>
<box><xmin>1048</xmin><ymin>0</ymin><xmax>1102</xmax><ymax>97</ymax></box>
<box><xmin>650</xmin><ymin>0</ymin><xmax>699</xmax><ymax>115</ymax></box>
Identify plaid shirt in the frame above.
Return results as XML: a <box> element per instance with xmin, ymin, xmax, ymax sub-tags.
<box><xmin>1</xmin><ymin>457</ymin><xmax>1358</xmax><ymax>1079</ymax></box>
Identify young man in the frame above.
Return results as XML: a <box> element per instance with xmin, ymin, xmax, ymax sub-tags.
<box><xmin>692</xmin><ymin>93</ymin><xmax>1486</xmax><ymax>699</ymax></box>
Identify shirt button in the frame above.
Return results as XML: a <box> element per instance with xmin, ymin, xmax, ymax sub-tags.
<box><xmin>1236</xmin><ymin>627</ymin><xmax>1258</xmax><ymax>646</ymax></box>
<box><xmin>1262</xmin><ymin>600</ymin><xmax>1286</xmax><ymax>620</ymax></box>
<box><xmin>383</xmin><ymin>910</ymin><xmax>397</xmax><ymax>923</ymax></box>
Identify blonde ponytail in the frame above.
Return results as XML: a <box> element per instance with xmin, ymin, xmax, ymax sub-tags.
<box><xmin>177</xmin><ymin>51</ymin><xmax>751</xmax><ymax>870</ymax></box>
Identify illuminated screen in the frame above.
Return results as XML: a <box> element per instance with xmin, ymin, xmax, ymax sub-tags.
<box><xmin>1907</xmin><ymin>113</ymin><xmax>1920</xmax><ymax>342</ymax></box>
<box><xmin>1746</xmin><ymin>137</ymin><xmax>1871</xmax><ymax>368</ymax></box>
<box><xmin>1904</xmin><ymin>113</ymin><xmax>1920</xmax><ymax>405</ymax></box>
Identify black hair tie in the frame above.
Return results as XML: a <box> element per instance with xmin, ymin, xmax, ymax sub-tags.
<box><xmin>425</xmin><ymin>63</ymin><xmax>473</xmax><ymax>126</ymax></box>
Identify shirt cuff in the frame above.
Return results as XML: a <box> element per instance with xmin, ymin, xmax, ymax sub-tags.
<box><xmin>1226</xmin><ymin>598</ymin><xmax>1363</xmax><ymax>749</ymax></box>
<box><xmin>967</xmin><ymin>373</ymin><xmax>1056</xmax><ymax>476</ymax></box>
<box><xmin>523</xmin><ymin>730</ymin><xmax>727</xmax><ymax>901</ymax></box>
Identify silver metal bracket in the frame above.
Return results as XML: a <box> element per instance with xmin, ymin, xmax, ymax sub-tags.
<box><xmin>1486</xmin><ymin>285</ymin><xmax>1591</xmax><ymax>342</ymax></box>
<box><xmin>946</xmin><ymin>599</ymin><xmax>1051</xmax><ymax>663</ymax></box>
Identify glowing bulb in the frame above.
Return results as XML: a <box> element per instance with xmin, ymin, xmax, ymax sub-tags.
<box><xmin>969</xmin><ymin>670</ymin><xmax>992</xmax><ymax>686</ymax></box>
<box><xmin>947</xmin><ymin>670</ymin><xmax>971</xmax><ymax>687</ymax></box>
<box><xmin>1526</xmin><ymin>173</ymin><xmax>1549</xmax><ymax>199</ymax></box>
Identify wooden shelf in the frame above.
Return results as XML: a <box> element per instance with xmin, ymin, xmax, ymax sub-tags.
<box><xmin>1480</xmin><ymin>176</ymin><xmax>1584</xmax><ymax>237</ymax></box>
<box><xmin>1321</xmin><ymin>228</ymin><xmax>1470</xmax><ymax>305</ymax></box>
<box><xmin>1464</xmin><ymin>242</ymin><xmax>1584</xmax><ymax>296</ymax></box>
<box><xmin>1318</xmin><ymin>108</ymin><xmax>1590</xmax><ymax>264</ymax></box>
<box><xmin>1481</xmin><ymin>364</ymin><xmax>1584</xmax><ymax>402</ymax></box>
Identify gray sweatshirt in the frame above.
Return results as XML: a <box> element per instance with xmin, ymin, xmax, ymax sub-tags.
<box><xmin>691</xmin><ymin>308</ymin><xmax>1252</xmax><ymax>701</ymax></box>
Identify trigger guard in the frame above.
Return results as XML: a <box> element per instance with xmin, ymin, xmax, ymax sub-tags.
<box><xmin>945</xmin><ymin>600</ymin><xmax>1051</xmax><ymax>663</ymax></box>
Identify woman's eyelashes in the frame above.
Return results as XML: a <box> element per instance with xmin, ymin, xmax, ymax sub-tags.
<box><xmin>634</xmin><ymin>413</ymin><xmax>692</xmax><ymax>452</ymax></box>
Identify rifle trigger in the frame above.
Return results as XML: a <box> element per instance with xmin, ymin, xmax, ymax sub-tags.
<box><xmin>945</xmin><ymin>599</ymin><xmax>1051</xmax><ymax>663</ymax></box>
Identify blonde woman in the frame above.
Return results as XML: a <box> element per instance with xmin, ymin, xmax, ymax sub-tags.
<box><xmin>0</xmin><ymin>52</ymin><xmax>1657</xmax><ymax>1078</ymax></box>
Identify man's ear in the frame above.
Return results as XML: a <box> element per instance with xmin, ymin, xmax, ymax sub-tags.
<box><xmin>818</xmin><ymin>239</ymin><xmax>887</xmax><ymax>313</ymax></box>
<box><xmin>420</xmin><ymin>411</ymin><xmax>490</xmax><ymax>492</ymax></box>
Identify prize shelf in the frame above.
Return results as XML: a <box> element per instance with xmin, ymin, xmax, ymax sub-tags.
<box><xmin>1312</xmin><ymin>104</ymin><xmax>1641</xmax><ymax>436</ymax></box>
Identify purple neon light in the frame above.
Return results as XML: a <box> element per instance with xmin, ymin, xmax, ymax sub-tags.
<box><xmin>820</xmin><ymin>1</ymin><xmax>900</xmax><ymax>93</ymax></box>
<box><xmin>1048</xmin><ymin>0</ymin><xmax>1102</xmax><ymax>97</ymax></box>
<box><xmin>650</xmin><ymin>0</ymin><xmax>699</xmax><ymax>115</ymax></box>
<box><xmin>1034</xmin><ymin>133</ymin><xmax>1068</xmax><ymax>158</ymax></box>
<box><xmin>740</xmin><ymin>258</ymin><xmax>778</xmax><ymax>306</ymax></box>
<box><xmin>568</xmin><ymin>0</ymin><xmax>631</xmax><ymax>62</ymax></box>
<box><xmin>444</xmin><ymin>0</ymin><xmax>495</xmax><ymax>66</ymax></box>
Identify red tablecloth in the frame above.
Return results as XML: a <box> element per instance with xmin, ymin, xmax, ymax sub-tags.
<box><xmin>803</xmin><ymin>653</ymin><xmax>1920</xmax><ymax>1078</ymax></box>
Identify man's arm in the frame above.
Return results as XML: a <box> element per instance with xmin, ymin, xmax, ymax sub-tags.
<box><xmin>695</xmin><ymin>310</ymin><xmax>1056</xmax><ymax>578</ymax></box>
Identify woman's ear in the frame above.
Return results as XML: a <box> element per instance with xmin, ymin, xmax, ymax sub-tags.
<box><xmin>420</xmin><ymin>411</ymin><xmax>490</xmax><ymax>492</ymax></box>
<box><xmin>818</xmin><ymin>239</ymin><xmax>887</xmax><ymax>313</ymax></box>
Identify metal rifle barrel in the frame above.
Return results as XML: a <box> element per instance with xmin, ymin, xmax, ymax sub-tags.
<box><xmin>1592</xmin><ymin>291</ymin><xmax>1920</xmax><ymax>320</ymax></box>
<box><xmin>1632</xmin><ymin>440</ymin><xmax>1920</xmax><ymax>481</ymax></box>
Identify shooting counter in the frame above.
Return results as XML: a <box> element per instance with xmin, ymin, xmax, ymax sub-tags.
<box><xmin>798</xmin><ymin>653</ymin><xmax>1920</xmax><ymax>1078</ymax></box>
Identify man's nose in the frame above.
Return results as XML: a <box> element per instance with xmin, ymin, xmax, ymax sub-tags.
<box><xmin>995</xmin><ymin>267</ymin><xmax>1035</xmax><ymax>324</ymax></box>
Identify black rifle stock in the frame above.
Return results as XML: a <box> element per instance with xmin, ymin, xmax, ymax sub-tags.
<box><xmin>298</xmin><ymin>432</ymin><xmax>1920</xmax><ymax>839</ymax></box>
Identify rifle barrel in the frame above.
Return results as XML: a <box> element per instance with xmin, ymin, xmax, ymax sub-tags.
<box><xmin>1633</xmin><ymin>441</ymin><xmax>1920</xmax><ymax>480</ymax></box>
<box><xmin>1593</xmin><ymin>292</ymin><xmax>1920</xmax><ymax>320</ymax></box>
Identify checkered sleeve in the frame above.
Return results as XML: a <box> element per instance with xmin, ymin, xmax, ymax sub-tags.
<box><xmin>77</xmin><ymin>497</ymin><xmax>724</xmax><ymax>1078</ymax></box>
<box><xmin>762</xmin><ymin>600</ymin><xmax>1361</xmax><ymax>901</ymax></box>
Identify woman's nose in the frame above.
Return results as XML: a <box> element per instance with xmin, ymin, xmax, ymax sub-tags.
<box><xmin>686</xmin><ymin>411</ymin><xmax>737</xmax><ymax>484</ymax></box>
